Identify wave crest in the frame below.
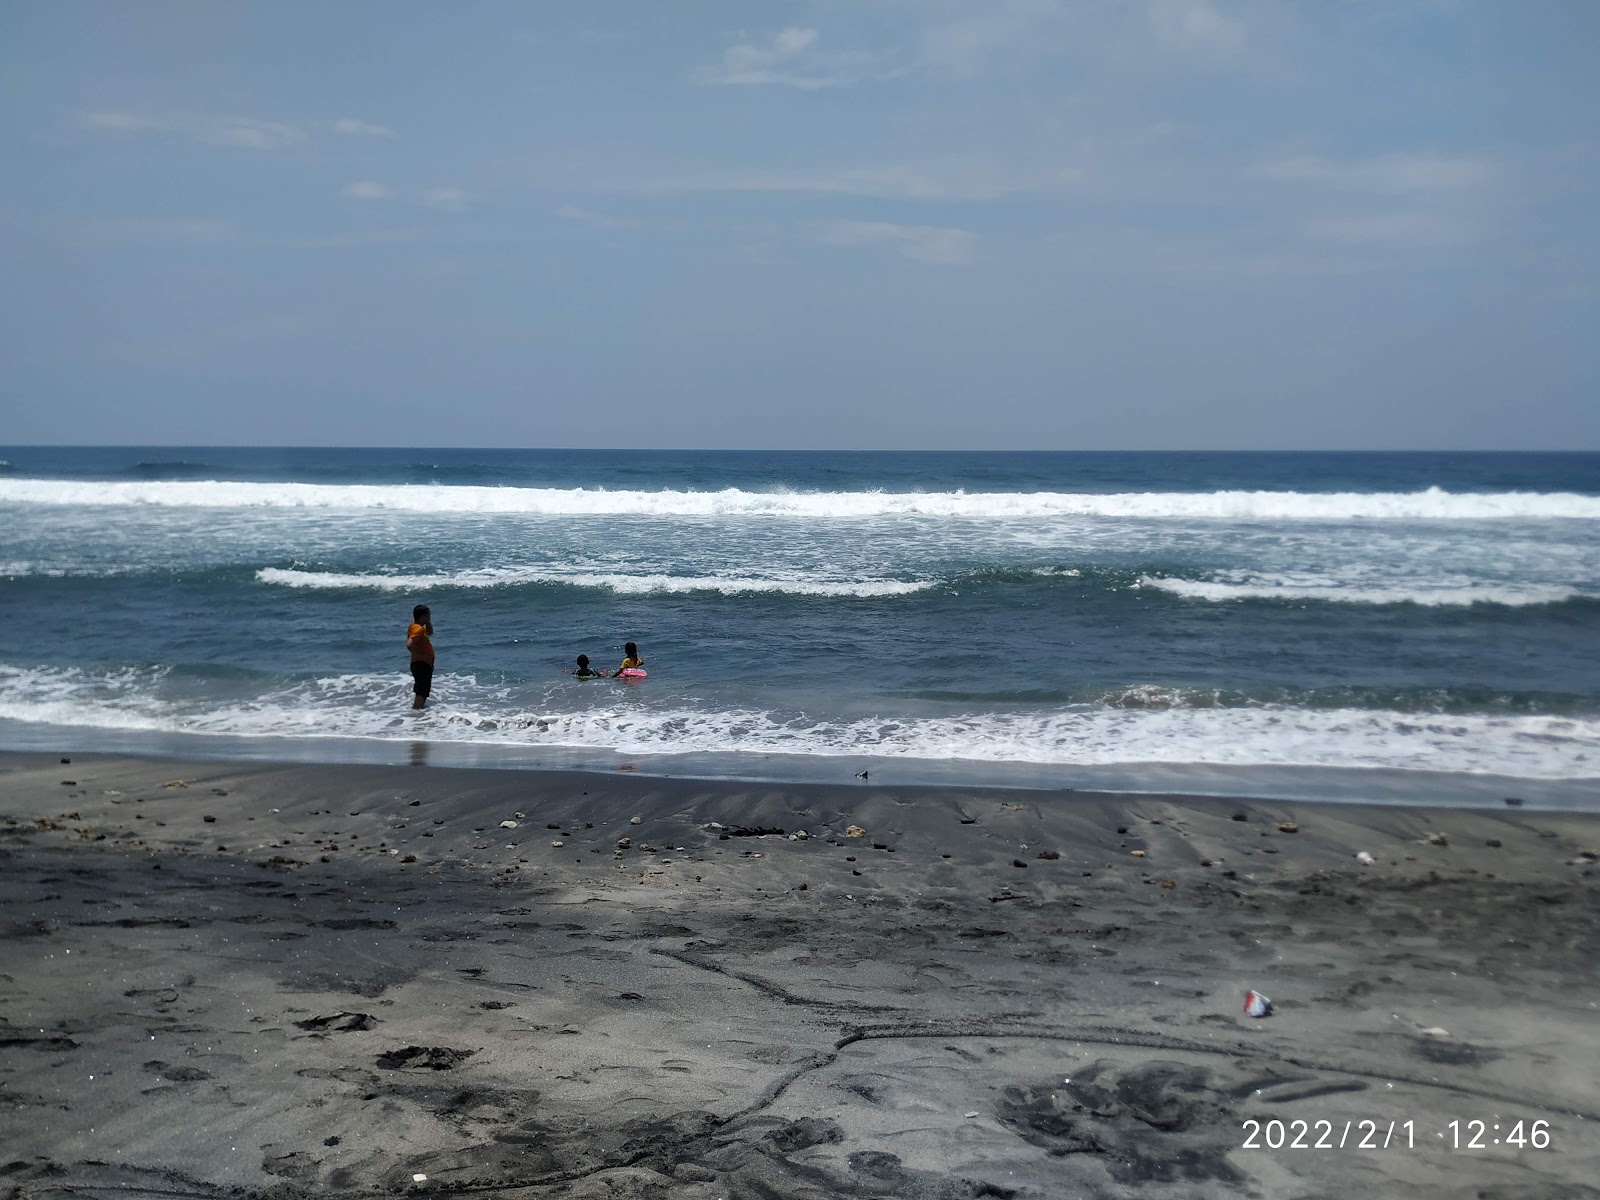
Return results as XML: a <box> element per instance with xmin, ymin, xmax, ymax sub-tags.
<box><xmin>255</xmin><ymin>566</ymin><xmax>932</xmax><ymax>598</ymax></box>
<box><xmin>4</xmin><ymin>480</ymin><xmax>1598</xmax><ymax>520</ymax></box>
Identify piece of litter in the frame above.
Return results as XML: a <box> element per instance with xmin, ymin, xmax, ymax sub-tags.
<box><xmin>1421</xmin><ymin>1026</ymin><xmax>1451</xmax><ymax>1039</ymax></box>
<box><xmin>964</xmin><ymin>1111</ymin><xmax>980</xmax><ymax>1118</ymax></box>
<box><xmin>1244</xmin><ymin>990</ymin><xmax>1273</xmax><ymax>1018</ymax></box>
<box><xmin>1356</xmin><ymin>851</ymin><xmax>1375</xmax><ymax>865</ymax></box>
<box><xmin>551</xmin><ymin>841</ymin><xmax>564</xmax><ymax>848</ymax></box>
<box><xmin>845</xmin><ymin>825</ymin><xmax>866</xmax><ymax>838</ymax></box>
<box><xmin>412</xmin><ymin>1173</ymin><xmax>428</xmax><ymax>1183</ymax></box>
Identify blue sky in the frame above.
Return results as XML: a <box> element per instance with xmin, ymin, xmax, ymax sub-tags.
<box><xmin>2</xmin><ymin>0</ymin><xmax>1596</xmax><ymax>449</ymax></box>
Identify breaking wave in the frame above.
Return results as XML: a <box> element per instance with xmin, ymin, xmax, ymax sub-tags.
<box><xmin>1</xmin><ymin>663</ymin><xmax>1596</xmax><ymax>780</ymax></box>
<box><xmin>255</xmin><ymin>566</ymin><xmax>934</xmax><ymax>598</ymax></box>
<box><xmin>3</xmin><ymin>480</ymin><xmax>1598</xmax><ymax>521</ymax></box>
<box><xmin>1139</xmin><ymin>575</ymin><xmax>1590</xmax><ymax>608</ymax></box>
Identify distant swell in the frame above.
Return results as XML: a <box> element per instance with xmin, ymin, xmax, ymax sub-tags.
<box><xmin>3</xmin><ymin>480</ymin><xmax>1598</xmax><ymax>520</ymax></box>
<box><xmin>255</xmin><ymin>567</ymin><xmax>933</xmax><ymax>597</ymax></box>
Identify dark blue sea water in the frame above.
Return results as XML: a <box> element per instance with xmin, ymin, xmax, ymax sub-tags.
<box><xmin>2</xmin><ymin>448</ymin><xmax>1597</xmax><ymax>804</ymax></box>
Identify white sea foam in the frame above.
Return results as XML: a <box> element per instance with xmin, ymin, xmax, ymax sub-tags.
<box><xmin>1139</xmin><ymin>574</ymin><xmax>1588</xmax><ymax>608</ymax></box>
<box><xmin>2</xmin><ymin>663</ymin><xmax>1595</xmax><ymax>780</ymax></box>
<box><xmin>255</xmin><ymin>566</ymin><xmax>933</xmax><ymax>597</ymax></box>
<box><xmin>4</xmin><ymin>479</ymin><xmax>1598</xmax><ymax>521</ymax></box>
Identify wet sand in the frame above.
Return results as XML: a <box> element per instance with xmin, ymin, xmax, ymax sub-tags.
<box><xmin>1</xmin><ymin>750</ymin><xmax>1596</xmax><ymax>1199</ymax></box>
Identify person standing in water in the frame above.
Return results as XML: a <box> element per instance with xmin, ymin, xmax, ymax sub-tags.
<box><xmin>406</xmin><ymin>604</ymin><xmax>435</xmax><ymax>709</ymax></box>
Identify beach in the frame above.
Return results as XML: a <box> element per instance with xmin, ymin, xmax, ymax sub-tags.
<box><xmin>2</xmin><ymin>750</ymin><xmax>1595</xmax><ymax>1199</ymax></box>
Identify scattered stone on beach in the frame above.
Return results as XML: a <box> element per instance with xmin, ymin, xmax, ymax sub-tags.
<box><xmin>546</xmin><ymin>822</ymin><xmax>561</xmax><ymax>829</ymax></box>
<box><xmin>499</xmin><ymin>820</ymin><xmax>519</xmax><ymax>829</ymax></box>
<box><xmin>60</xmin><ymin>757</ymin><xmax>70</xmax><ymax>763</ymax></box>
<box><xmin>1278</xmin><ymin>822</ymin><xmax>1299</xmax><ymax>833</ymax></box>
<box><xmin>408</xmin><ymin>800</ymin><xmax>420</xmax><ymax>806</ymax></box>
<box><xmin>1425</xmin><ymin>832</ymin><xmax>1449</xmax><ymax>846</ymax></box>
<box><xmin>1012</xmin><ymin>859</ymin><xmax>1027</xmax><ymax>868</ymax></box>
<box><xmin>1037</xmin><ymin>849</ymin><xmax>1060</xmax><ymax>860</ymax></box>
<box><xmin>401</xmin><ymin>854</ymin><xmax>417</xmax><ymax>863</ymax></box>
<box><xmin>1357</xmin><ymin>851</ymin><xmax>1375</xmax><ymax>864</ymax></box>
<box><xmin>845</xmin><ymin>825</ymin><xmax>866</xmax><ymax>838</ymax></box>
<box><xmin>163</xmin><ymin>780</ymin><xmax>187</xmax><ymax>788</ymax></box>
<box><xmin>789</xmin><ymin>829</ymin><xmax>810</xmax><ymax>840</ymax></box>
<box><xmin>1116</xmin><ymin>825</ymin><xmax>1128</xmax><ymax>834</ymax></box>
<box><xmin>1130</xmin><ymin>849</ymin><xmax>1147</xmax><ymax>857</ymax></box>
<box><xmin>1160</xmin><ymin>879</ymin><xmax>1176</xmax><ymax>889</ymax></box>
<box><xmin>959</xmin><ymin>816</ymin><xmax>977</xmax><ymax>824</ymax></box>
<box><xmin>1485</xmin><ymin>839</ymin><xmax>1502</xmax><ymax>848</ymax></box>
<box><xmin>617</xmin><ymin>837</ymin><xmax>631</xmax><ymax>849</ymax></box>
<box><xmin>1232</xmin><ymin>812</ymin><xmax>1248</xmax><ymax>822</ymax></box>
<box><xmin>551</xmin><ymin>840</ymin><xmax>564</xmax><ymax>847</ymax></box>
<box><xmin>1200</xmin><ymin>858</ymin><xmax>1213</xmax><ymax>867</ymax></box>
<box><xmin>203</xmin><ymin>815</ymin><xmax>216</xmax><ymax>823</ymax></box>
<box><xmin>629</xmin><ymin>815</ymin><xmax>642</xmax><ymax>825</ymax></box>
<box><xmin>59</xmin><ymin>780</ymin><xmax>76</xmax><ymax>786</ymax></box>
<box><xmin>1504</xmin><ymin>796</ymin><xmax>1524</xmax><ymax>806</ymax></box>
<box><xmin>294</xmin><ymin>1012</ymin><xmax>379</xmax><ymax>1033</ymax></box>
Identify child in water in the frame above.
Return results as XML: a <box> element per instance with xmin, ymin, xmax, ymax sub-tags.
<box><xmin>614</xmin><ymin>642</ymin><xmax>645</xmax><ymax>676</ymax></box>
<box><xmin>570</xmin><ymin>654</ymin><xmax>604</xmax><ymax>679</ymax></box>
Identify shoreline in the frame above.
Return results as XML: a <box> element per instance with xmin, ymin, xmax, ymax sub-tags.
<box><xmin>2</xmin><ymin>726</ymin><xmax>1594</xmax><ymax>812</ymax></box>
<box><xmin>1</xmin><ymin>749</ymin><xmax>1596</xmax><ymax>1198</ymax></box>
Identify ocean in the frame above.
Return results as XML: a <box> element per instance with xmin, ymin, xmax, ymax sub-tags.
<box><xmin>2</xmin><ymin>448</ymin><xmax>1597</xmax><ymax>807</ymax></box>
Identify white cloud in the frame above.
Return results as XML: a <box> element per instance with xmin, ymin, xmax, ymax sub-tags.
<box><xmin>1254</xmin><ymin>153</ymin><xmax>1495</xmax><ymax>193</ymax></box>
<box><xmin>80</xmin><ymin>111</ymin><xmax>163</xmax><ymax>132</ymax></box>
<box><xmin>695</xmin><ymin>26</ymin><xmax>901</xmax><ymax>89</ymax></box>
<box><xmin>278</xmin><ymin>227</ymin><xmax>427</xmax><ymax>250</ymax></box>
<box><xmin>654</xmin><ymin>164</ymin><xmax>1017</xmax><ymax>202</ymax></box>
<box><xmin>205</xmin><ymin>119</ymin><xmax>306</xmax><ymax>150</ymax></box>
<box><xmin>78</xmin><ymin>217</ymin><xmax>237</xmax><ymax>246</ymax></box>
<box><xmin>813</xmin><ymin>220</ymin><xmax>978</xmax><ymax>264</ymax></box>
<box><xmin>340</xmin><ymin>180</ymin><xmax>392</xmax><ymax>200</ymax></box>
<box><xmin>554</xmin><ymin>203</ymin><xmax>639</xmax><ymax>230</ymax></box>
<box><xmin>1148</xmin><ymin>0</ymin><xmax>1246</xmax><ymax>53</ymax></box>
<box><xmin>330</xmin><ymin>117</ymin><xmax>396</xmax><ymax>138</ymax></box>
<box><xmin>1304</xmin><ymin>211</ymin><xmax>1475</xmax><ymax>248</ymax></box>
<box><xmin>79</xmin><ymin>111</ymin><xmax>370</xmax><ymax>151</ymax></box>
<box><xmin>421</xmin><ymin>187</ymin><xmax>472</xmax><ymax>211</ymax></box>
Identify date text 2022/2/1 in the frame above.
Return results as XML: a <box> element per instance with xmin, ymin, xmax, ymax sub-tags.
<box><xmin>1241</xmin><ymin>1118</ymin><xmax>1553</xmax><ymax>1151</ymax></box>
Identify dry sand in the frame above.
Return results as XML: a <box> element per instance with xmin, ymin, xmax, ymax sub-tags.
<box><xmin>1</xmin><ymin>750</ymin><xmax>1596</xmax><ymax>1199</ymax></box>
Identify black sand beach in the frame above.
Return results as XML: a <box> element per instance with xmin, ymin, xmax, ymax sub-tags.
<box><xmin>1</xmin><ymin>751</ymin><xmax>1596</xmax><ymax>1198</ymax></box>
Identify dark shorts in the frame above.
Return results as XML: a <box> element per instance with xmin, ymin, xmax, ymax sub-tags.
<box><xmin>410</xmin><ymin>660</ymin><xmax>434</xmax><ymax>698</ymax></box>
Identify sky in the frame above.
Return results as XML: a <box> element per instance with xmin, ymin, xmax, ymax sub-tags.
<box><xmin>1</xmin><ymin>0</ymin><xmax>1597</xmax><ymax>451</ymax></box>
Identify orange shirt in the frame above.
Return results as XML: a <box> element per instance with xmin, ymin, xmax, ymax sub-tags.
<box><xmin>407</xmin><ymin>622</ymin><xmax>435</xmax><ymax>664</ymax></box>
